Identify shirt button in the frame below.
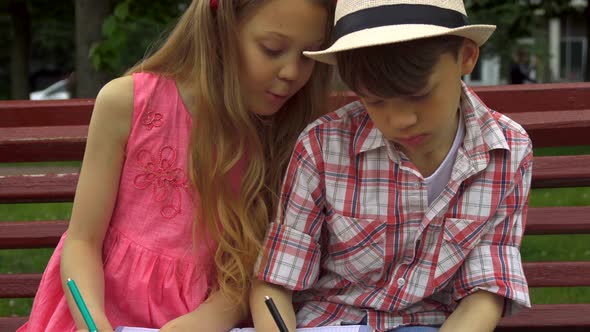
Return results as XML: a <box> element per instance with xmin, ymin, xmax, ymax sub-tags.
<box><xmin>397</xmin><ymin>278</ymin><xmax>406</xmax><ymax>287</ymax></box>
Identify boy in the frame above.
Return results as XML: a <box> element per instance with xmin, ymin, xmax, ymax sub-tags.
<box><xmin>251</xmin><ymin>1</ymin><xmax>532</xmax><ymax>331</ymax></box>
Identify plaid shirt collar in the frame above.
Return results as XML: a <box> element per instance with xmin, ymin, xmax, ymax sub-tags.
<box><xmin>353</xmin><ymin>83</ymin><xmax>510</xmax><ymax>172</ymax></box>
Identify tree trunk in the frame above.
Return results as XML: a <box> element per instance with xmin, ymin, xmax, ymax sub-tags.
<box><xmin>585</xmin><ymin>3</ymin><xmax>590</xmax><ymax>81</ymax></box>
<box><xmin>75</xmin><ymin>0</ymin><xmax>111</xmax><ymax>98</ymax></box>
<box><xmin>9</xmin><ymin>0</ymin><xmax>31</xmax><ymax>100</ymax></box>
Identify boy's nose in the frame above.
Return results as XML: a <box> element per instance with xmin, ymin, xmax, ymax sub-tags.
<box><xmin>389</xmin><ymin>110</ymin><xmax>418</xmax><ymax>131</ymax></box>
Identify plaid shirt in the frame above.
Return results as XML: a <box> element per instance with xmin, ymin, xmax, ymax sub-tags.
<box><xmin>256</xmin><ymin>84</ymin><xmax>533</xmax><ymax>331</ymax></box>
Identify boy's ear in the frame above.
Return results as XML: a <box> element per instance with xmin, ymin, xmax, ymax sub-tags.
<box><xmin>460</xmin><ymin>39</ymin><xmax>480</xmax><ymax>76</ymax></box>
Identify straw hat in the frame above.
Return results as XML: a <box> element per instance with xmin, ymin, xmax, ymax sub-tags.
<box><xmin>305</xmin><ymin>0</ymin><xmax>496</xmax><ymax>64</ymax></box>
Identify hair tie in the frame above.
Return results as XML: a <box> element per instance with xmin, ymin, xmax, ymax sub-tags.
<box><xmin>210</xmin><ymin>0</ymin><xmax>218</xmax><ymax>9</ymax></box>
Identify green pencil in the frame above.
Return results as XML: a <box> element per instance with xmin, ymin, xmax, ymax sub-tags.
<box><xmin>67</xmin><ymin>278</ymin><xmax>98</xmax><ymax>332</ymax></box>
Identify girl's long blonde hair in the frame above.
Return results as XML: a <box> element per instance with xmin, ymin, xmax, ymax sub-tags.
<box><xmin>127</xmin><ymin>0</ymin><xmax>334</xmax><ymax>312</ymax></box>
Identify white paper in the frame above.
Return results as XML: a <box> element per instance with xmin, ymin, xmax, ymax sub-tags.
<box><xmin>115</xmin><ymin>325</ymin><xmax>370</xmax><ymax>332</ymax></box>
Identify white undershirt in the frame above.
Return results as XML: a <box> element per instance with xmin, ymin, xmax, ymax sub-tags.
<box><xmin>424</xmin><ymin>110</ymin><xmax>465</xmax><ymax>204</ymax></box>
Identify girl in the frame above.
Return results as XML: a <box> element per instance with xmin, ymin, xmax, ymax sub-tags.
<box><xmin>18</xmin><ymin>0</ymin><xmax>334</xmax><ymax>331</ymax></box>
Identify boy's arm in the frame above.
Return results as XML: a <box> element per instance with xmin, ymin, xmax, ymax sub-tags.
<box><xmin>448</xmin><ymin>141</ymin><xmax>534</xmax><ymax>329</ymax></box>
<box><xmin>250</xmin><ymin>279</ymin><xmax>296</xmax><ymax>332</ymax></box>
<box><xmin>440</xmin><ymin>290</ymin><xmax>503</xmax><ymax>332</ymax></box>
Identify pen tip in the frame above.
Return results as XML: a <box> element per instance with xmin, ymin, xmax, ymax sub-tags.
<box><xmin>67</xmin><ymin>278</ymin><xmax>72</xmax><ymax>282</ymax></box>
<box><xmin>265</xmin><ymin>296</ymin><xmax>270</xmax><ymax>300</ymax></box>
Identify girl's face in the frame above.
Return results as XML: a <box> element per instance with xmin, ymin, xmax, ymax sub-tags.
<box><xmin>237</xmin><ymin>0</ymin><xmax>328</xmax><ymax>116</ymax></box>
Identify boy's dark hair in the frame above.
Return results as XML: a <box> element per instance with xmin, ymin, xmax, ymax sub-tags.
<box><xmin>336</xmin><ymin>35</ymin><xmax>465</xmax><ymax>98</ymax></box>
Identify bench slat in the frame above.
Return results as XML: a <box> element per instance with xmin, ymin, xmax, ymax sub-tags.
<box><xmin>3</xmin><ymin>84</ymin><xmax>590</xmax><ymax>128</ymax></box>
<box><xmin>0</xmin><ymin>317</ymin><xmax>28</xmax><ymax>332</ymax></box>
<box><xmin>532</xmin><ymin>155</ymin><xmax>590</xmax><ymax>188</ymax></box>
<box><xmin>507</xmin><ymin>110</ymin><xmax>590</xmax><ymax>147</ymax></box>
<box><xmin>0</xmin><ymin>126</ymin><xmax>87</xmax><ymax>162</ymax></box>
<box><xmin>0</xmin><ymin>208</ymin><xmax>589</xmax><ymax>250</ymax></box>
<box><xmin>0</xmin><ymin>172</ymin><xmax>79</xmax><ymax>203</ymax></box>
<box><xmin>526</xmin><ymin>206</ymin><xmax>590</xmax><ymax>235</ymax></box>
<box><xmin>1</xmin><ymin>109</ymin><xmax>590</xmax><ymax>164</ymax></box>
<box><xmin>497</xmin><ymin>304</ymin><xmax>590</xmax><ymax>331</ymax></box>
<box><xmin>524</xmin><ymin>261</ymin><xmax>590</xmax><ymax>287</ymax></box>
<box><xmin>0</xmin><ymin>99</ymin><xmax>94</xmax><ymax>127</ymax></box>
<box><xmin>1</xmin><ymin>155</ymin><xmax>588</xmax><ymax>203</ymax></box>
<box><xmin>0</xmin><ymin>220</ymin><xmax>68</xmax><ymax>249</ymax></box>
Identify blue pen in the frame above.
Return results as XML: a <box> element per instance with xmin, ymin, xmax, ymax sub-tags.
<box><xmin>67</xmin><ymin>278</ymin><xmax>99</xmax><ymax>332</ymax></box>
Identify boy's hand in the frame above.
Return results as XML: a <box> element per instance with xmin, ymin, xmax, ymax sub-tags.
<box><xmin>440</xmin><ymin>290</ymin><xmax>504</xmax><ymax>332</ymax></box>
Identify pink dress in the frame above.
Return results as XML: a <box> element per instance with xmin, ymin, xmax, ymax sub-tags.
<box><xmin>19</xmin><ymin>72</ymin><xmax>237</xmax><ymax>331</ymax></box>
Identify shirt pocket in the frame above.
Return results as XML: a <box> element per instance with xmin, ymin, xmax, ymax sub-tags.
<box><xmin>434</xmin><ymin>218</ymin><xmax>488</xmax><ymax>284</ymax></box>
<box><xmin>325</xmin><ymin>214</ymin><xmax>386</xmax><ymax>285</ymax></box>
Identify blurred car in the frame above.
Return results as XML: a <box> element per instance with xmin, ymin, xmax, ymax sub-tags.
<box><xmin>29</xmin><ymin>79</ymin><xmax>71</xmax><ymax>100</ymax></box>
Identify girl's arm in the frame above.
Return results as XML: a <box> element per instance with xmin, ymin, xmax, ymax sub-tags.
<box><xmin>439</xmin><ymin>290</ymin><xmax>504</xmax><ymax>332</ymax></box>
<box><xmin>61</xmin><ymin>76</ymin><xmax>134</xmax><ymax>331</ymax></box>
<box><xmin>250</xmin><ymin>279</ymin><xmax>296</xmax><ymax>332</ymax></box>
<box><xmin>159</xmin><ymin>290</ymin><xmax>247</xmax><ymax>332</ymax></box>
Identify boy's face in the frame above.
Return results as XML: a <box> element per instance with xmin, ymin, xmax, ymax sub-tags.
<box><xmin>358</xmin><ymin>40</ymin><xmax>479</xmax><ymax>160</ymax></box>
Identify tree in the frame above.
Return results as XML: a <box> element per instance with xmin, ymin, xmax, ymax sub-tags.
<box><xmin>585</xmin><ymin>2</ymin><xmax>590</xmax><ymax>81</ymax></box>
<box><xmin>90</xmin><ymin>0</ymin><xmax>188</xmax><ymax>76</ymax></box>
<box><xmin>8</xmin><ymin>0</ymin><xmax>30</xmax><ymax>99</ymax></box>
<box><xmin>75</xmin><ymin>0</ymin><xmax>113</xmax><ymax>98</ymax></box>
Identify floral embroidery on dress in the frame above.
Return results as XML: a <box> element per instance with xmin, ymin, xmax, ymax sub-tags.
<box><xmin>133</xmin><ymin>146</ymin><xmax>189</xmax><ymax>219</ymax></box>
<box><xmin>141</xmin><ymin>111</ymin><xmax>163</xmax><ymax>130</ymax></box>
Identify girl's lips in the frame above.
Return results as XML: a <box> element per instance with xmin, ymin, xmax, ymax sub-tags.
<box><xmin>266</xmin><ymin>91</ymin><xmax>288</xmax><ymax>104</ymax></box>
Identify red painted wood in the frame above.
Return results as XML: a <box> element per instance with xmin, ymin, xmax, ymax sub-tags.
<box><xmin>532</xmin><ymin>155</ymin><xmax>590</xmax><ymax>188</ymax></box>
<box><xmin>524</xmin><ymin>261</ymin><xmax>590</xmax><ymax>287</ymax></box>
<box><xmin>507</xmin><ymin>110</ymin><xmax>590</xmax><ymax>147</ymax></box>
<box><xmin>0</xmin><ymin>99</ymin><xmax>94</xmax><ymax>127</ymax></box>
<box><xmin>0</xmin><ymin>125</ymin><xmax>87</xmax><ymax>162</ymax></box>
<box><xmin>1</xmin><ymin>83</ymin><xmax>589</xmax><ymax>127</ymax></box>
<box><xmin>0</xmin><ymin>317</ymin><xmax>28</xmax><ymax>332</ymax></box>
<box><xmin>0</xmin><ymin>274</ymin><xmax>41</xmax><ymax>298</ymax></box>
<box><xmin>1</xmin><ymin>109</ymin><xmax>588</xmax><ymax>163</ymax></box>
<box><xmin>1</xmin><ymin>155</ymin><xmax>587</xmax><ymax>203</ymax></box>
<box><xmin>526</xmin><ymin>207</ymin><xmax>590</xmax><ymax>235</ymax></box>
<box><xmin>497</xmin><ymin>304</ymin><xmax>590</xmax><ymax>331</ymax></box>
<box><xmin>0</xmin><ymin>220</ymin><xmax>68</xmax><ymax>249</ymax></box>
<box><xmin>0</xmin><ymin>172</ymin><xmax>79</xmax><ymax>203</ymax></box>
<box><xmin>0</xmin><ymin>207</ymin><xmax>588</xmax><ymax>250</ymax></box>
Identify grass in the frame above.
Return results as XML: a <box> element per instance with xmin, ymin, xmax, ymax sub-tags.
<box><xmin>1</xmin><ymin>149</ymin><xmax>589</xmax><ymax>316</ymax></box>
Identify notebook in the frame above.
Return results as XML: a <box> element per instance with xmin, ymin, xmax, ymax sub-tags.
<box><xmin>115</xmin><ymin>325</ymin><xmax>370</xmax><ymax>332</ymax></box>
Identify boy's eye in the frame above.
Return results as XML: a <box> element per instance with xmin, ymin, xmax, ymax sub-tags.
<box><xmin>365</xmin><ymin>99</ymin><xmax>385</xmax><ymax>106</ymax></box>
<box><xmin>408</xmin><ymin>91</ymin><xmax>431</xmax><ymax>101</ymax></box>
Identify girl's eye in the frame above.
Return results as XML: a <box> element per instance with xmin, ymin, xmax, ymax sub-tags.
<box><xmin>262</xmin><ymin>45</ymin><xmax>282</xmax><ymax>57</ymax></box>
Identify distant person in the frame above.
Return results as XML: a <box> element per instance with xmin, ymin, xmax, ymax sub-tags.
<box><xmin>510</xmin><ymin>49</ymin><xmax>536</xmax><ymax>84</ymax></box>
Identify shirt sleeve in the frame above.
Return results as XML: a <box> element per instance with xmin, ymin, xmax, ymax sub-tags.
<box><xmin>452</xmin><ymin>142</ymin><xmax>533</xmax><ymax>316</ymax></box>
<box><xmin>255</xmin><ymin>133</ymin><xmax>326</xmax><ymax>290</ymax></box>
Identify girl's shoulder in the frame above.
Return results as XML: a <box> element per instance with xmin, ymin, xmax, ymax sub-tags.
<box><xmin>91</xmin><ymin>76</ymin><xmax>135</xmax><ymax>145</ymax></box>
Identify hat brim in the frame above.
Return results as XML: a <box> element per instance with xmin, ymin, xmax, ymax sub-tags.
<box><xmin>304</xmin><ymin>24</ymin><xmax>496</xmax><ymax>65</ymax></box>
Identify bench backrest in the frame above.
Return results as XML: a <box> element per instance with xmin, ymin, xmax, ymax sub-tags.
<box><xmin>1</xmin><ymin>83</ymin><xmax>590</xmax><ymax>331</ymax></box>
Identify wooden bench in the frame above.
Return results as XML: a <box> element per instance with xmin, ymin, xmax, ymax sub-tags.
<box><xmin>1</xmin><ymin>83</ymin><xmax>590</xmax><ymax>332</ymax></box>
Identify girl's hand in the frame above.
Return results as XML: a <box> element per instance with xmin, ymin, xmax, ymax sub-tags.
<box><xmin>160</xmin><ymin>312</ymin><xmax>199</xmax><ymax>332</ymax></box>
